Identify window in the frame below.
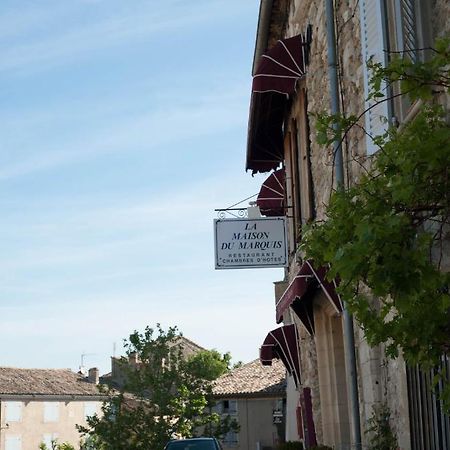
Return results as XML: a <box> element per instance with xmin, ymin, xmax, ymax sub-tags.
<box><xmin>385</xmin><ymin>0</ymin><xmax>431</xmax><ymax>63</ymax></box>
<box><xmin>222</xmin><ymin>431</ymin><xmax>239</xmax><ymax>446</ymax></box>
<box><xmin>5</xmin><ymin>436</ymin><xmax>21</xmax><ymax>450</ymax></box>
<box><xmin>384</xmin><ymin>0</ymin><xmax>432</xmax><ymax>122</ymax></box>
<box><xmin>214</xmin><ymin>399</ymin><xmax>238</xmax><ymax>415</ymax></box>
<box><xmin>359</xmin><ymin>0</ymin><xmax>432</xmax><ymax>154</ymax></box>
<box><xmin>284</xmin><ymin>86</ymin><xmax>314</xmax><ymax>249</ymax></box>
<box><xmin>5</xmin><ymin>402</ymin><xmax>22</xmax><ymax>422</ymax></box>
<box><xmin>42</xmin><ymin>433</ymin><xmax>58</xmax><ymax>449</ymax></box>
<box><xmin>43</xmin><ymin>402</ymin><xmax>59</xmax><ymax>423</ymax></box>
<box><xmin>84</xmin><ymin>402</ymin><xmax>97</xmax><ymax>421</ymax></box>
<box><xmin>222</xmin><ymin>399</ymin><xmax>237</xmax><ymax>415</ymax></box>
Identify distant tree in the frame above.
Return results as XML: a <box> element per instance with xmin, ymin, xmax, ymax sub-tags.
<box><xmin>78</xmin><ymin>325</ymin><xmax>238</xmax><ymax>450</ymax></box>
<box><xmin>185</xmin><ymin>349</ymin><xmax>231</xmax><ymax>381</ymax></box>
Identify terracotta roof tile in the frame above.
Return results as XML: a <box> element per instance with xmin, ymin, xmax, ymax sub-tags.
<box><xmin>0</xmin><ymin>367</ymin><xmax>105</xmax><ymax>397</ymax></box>
<box><xmin>212</xmin><ymin>359</ymin><xmax>286</xmax><ymax>398</ymax></box>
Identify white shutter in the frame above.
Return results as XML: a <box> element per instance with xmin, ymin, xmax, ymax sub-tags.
<box><xmin>42</xmin><ymin>433</ymin><xmax>58</xmax><ymax>449</ymax></box>
<box><xmin>359</xmin><ymin>0</ymin><xmax>389</xmax><ymax>155</ymax></box>
<box><xmin>84</xmin><ymin>402</ymin><xmax>97</xmax><ymax>420</ymax></box>
<box><xmin>5</xmin><ymin>402</ymin><xmax>22</xmax><ymax>422</ymax></box>
<box><xmin>5</xmin><ymin>436</ymin><xmax>21</xmax><ymax>450</ymax></box>
<box><xmin>43</xmin><ymin>402</ymin><xmax>59</xmax><ymax>423</ymax></box>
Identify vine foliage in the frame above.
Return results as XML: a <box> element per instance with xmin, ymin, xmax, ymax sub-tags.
<box><xmin>301</xmin><ymin>38</ymin><xmax>450</xmax><ymax>400</ymax></box>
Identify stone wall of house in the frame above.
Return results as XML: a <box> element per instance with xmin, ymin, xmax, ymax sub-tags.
<box><xmin>274</xmin><ymin>0</ymin><xmax>440</xmax><ymax>448</ymax></box>
<box><xmin>433</xmin><ymin>0</ymin><xmax>450</xmax><ymax>37</ymax></box>
<box><xmin>268</xmin><ymin>0</ymin><xmax>449</xmax><ymax>447</ymax></box>
<box><xmin>220</xmin><ymin>397</ymin><xmax>284</xmax><ymax>450</ymax></box>
<box><xmin>286</xmin><ymin>0</ymin><xmax>367</xmax><ymax>221</ymax></box>
<box><xmin>0</xmin><ymin>399</ymin><xmax>102</xmax><ymax>450</ymax></box>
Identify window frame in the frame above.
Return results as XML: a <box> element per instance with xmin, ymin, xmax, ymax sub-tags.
<box><xmin>4</xmin><ymin>401</ymin><xmax>22</xmax><ymax>423</ymax></box>
<box><xmin>43</xmin><ymin>402</ymin><xmax>59</xmax><ymax>423</ymax></box>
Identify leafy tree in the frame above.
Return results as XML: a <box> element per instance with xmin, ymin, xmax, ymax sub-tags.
<box><xmin>302</xmin><ymin>38</ymin><xmax>450</xmax><ymax>403</ymax></box>
<box><xmin>39</xmin><ymin>441</ymin><xmax>75</xmax><ymax>450</ymax></box>
<box><xmin>185</xmin><ymin>349</ymin><xmax>232</xmax><ymax>381</ymax></box>
<box><xmin>78</xmin><ymin>325</ymin><xmax>238</xmax><ymax>450</ymax></box>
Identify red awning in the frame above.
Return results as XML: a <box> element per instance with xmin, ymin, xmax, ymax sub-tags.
<box><xmin>260</xmin><ymin>324</ymin><xmax>301</xmax><ymax>388</ymax></box>
<box><xmin>252</xmin><ymin>34</ymin><xmax>307</xmax><ymax>95</ymax></box>
<box><xmin>276</xmin><ymin>260</ymin><xmax>343</xmax><ymax>332</ymax></box>
<box><xmin>246</xmin><ymin>31</ymin><xmax>311</xmax><ymax>174</ymax></box>
<box><xmin>257</xmin><ymin>168</ymin><xmax>285</xmax><ymax>216</ymax></box>
<box><xmin>246</xmin><ymin>91</ymin><xmax>286</xmax><ymax>174</ymax></box>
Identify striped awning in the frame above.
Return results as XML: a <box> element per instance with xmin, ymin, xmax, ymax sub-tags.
<box><xmin>252</xmin><ymin>34</ymin><xmax>307</xmax><ymax>95</ymax></box>
<box><xmin>256</xmin><ymin>168</ymin><xmax>285</xmax><ymax>216</ymax></box>
<box><xmin>276</xmin><ymin>260</ymin><xmax>342</xmax><ymax>333</ymax></box>
<box><xmin>246</xmin><ymin>32</ymin><xmax>310</xmax><ymax>174</ymax></box>
<box><xmin>260</xmin><ymin>324</ymin><xmax>301</xmax><ymax>388</ymax></box>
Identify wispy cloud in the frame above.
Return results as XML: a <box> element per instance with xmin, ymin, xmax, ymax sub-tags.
<box><xmin>0</xmin><ymin>83</ymin><xmax>249</xmax><ymax>180</ymax></box>
<box><xmin>0</xmin><ymin>1</ymin><xmax>251</xmax><ymax>75</ymax></box>
<box><xmin>0</xmin><ymin>0</ymin><xmax>266</xmax><ymax>375</ymax></box>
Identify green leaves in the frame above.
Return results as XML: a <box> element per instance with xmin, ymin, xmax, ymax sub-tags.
<box><xmin>185</xmin><ymin>350</ymin><xmax>231</xmax><ymax>381</ymax></box>
<box><xmin>367</xmin><ymin>37</ymin><xmax>450</xmax><ymax>102</ymax></box>
<box><xmin>303</xmin><ymin>38</ymin><xmax>450</xmax><ymax>409</ymax></box>
<box><xmin>78</xmin><ymin>325</ymin><xmax>237</xmax><ymax>450</ymax></box>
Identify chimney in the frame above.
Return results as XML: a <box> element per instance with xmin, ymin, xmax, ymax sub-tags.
<box><xmin>128</xmin><ymin>352</ymin><xmax>139</xmax><ymax>367</ymax></box>
<box><xmin>88</xmin><ymin>367</ymin><xmax>99</xmax><ymax>384</ymax></box>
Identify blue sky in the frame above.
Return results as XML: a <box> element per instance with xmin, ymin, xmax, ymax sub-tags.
<box><xmin>0</xmin><ymin>0</ymin><xmax>284</xmax><ymax>374</ymax></box>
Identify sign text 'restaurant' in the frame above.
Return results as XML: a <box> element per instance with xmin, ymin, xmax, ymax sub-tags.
<box><xmin>214</xmin><ymin>217</ymin><xmax>288</xmax><ymax>269</ymax></box>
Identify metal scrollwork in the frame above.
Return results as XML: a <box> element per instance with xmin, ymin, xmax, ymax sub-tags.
<box><xmin>215</xmin><ymin>193</ymin><xmax>257</xmax><ymax>219</ymax></box>
<box><xmin>216</xmin><ymin>208</ymin><xmax>248</xmax><ymax>219</ymax></box>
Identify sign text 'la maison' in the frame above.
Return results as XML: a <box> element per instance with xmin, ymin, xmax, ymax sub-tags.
<box><xmin>214</xmin><ymin>217</ymin><xmax>288</xmax><ymax>269</ymax></box>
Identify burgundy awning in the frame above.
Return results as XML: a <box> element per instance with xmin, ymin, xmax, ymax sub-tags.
<box><xmin>257</xmin><ymin>168</ymin><xmax>285</xmax><ymax>216</ymax></box>
<box><xmin>260</xmin><ymin>324</ymin><xmax>301</xmax><ymax>387</ymax></box>
<box><xmin>252</xmin><ymin>34</ymin><xmax>307</xmax><ymax>95</ymax></box>
<box><xmin>246</xmin><ymin>32</ymin><xmax>311</xmax><ymax>174</ymax></box>
<box><xmin>246</xmin><ymin>91</ymin><xmax>286</xmax><ymax>174</ymax></box>
<box><xmin>276</xmin><ymin>260</ymin><xmax>343</xmax><ymax>332</ymax></box>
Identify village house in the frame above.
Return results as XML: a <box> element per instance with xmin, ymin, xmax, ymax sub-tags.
<box><xmin>242</xmin><ymin>1</ymin><xmax>450</xmax><ymax>449</ymax></box>
<box><xmin>212</xmin><ymin>359</ymin><xmax>286</xmax><ymax>450</ymax></box>
<box><xmin>0</xmin><ymin>367</ymin><xmax>105</xmax><ymax>450</ymax></box>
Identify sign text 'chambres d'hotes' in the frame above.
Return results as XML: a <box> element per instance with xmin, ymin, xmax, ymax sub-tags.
<box><xmin>214</xmin><ymin>217</ymin><xmax>288</xmax><ymax>269</ymax></box>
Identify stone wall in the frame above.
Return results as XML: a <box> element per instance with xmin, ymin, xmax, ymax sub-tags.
<box><xmin>267</xmin><ymin>0</ymin><xmax>449</xmax><ymax>448</ymax></box>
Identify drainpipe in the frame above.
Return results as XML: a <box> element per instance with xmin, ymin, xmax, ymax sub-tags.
<box><xmin>324</xmin><ymin>1</ymin><xmax>362</xmax><ymax>449</ymax></box>
<box><xmin>252</xmin><ymin>0</ymin><xmax>274</xmax><ymax>75</ymax></box>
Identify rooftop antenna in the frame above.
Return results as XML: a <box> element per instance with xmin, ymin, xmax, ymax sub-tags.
<box><xmin>79</xmin><ymin>352</ymin><xmax>96</xmax><ymax>375</ymax></box>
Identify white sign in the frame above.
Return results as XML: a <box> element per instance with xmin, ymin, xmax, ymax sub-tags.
<box><xmin>214</xmin><ymin>217</ymin><xmax>288</xmax><ymax>269</ymax></box>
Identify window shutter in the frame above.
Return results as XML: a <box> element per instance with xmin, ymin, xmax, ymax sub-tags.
<box><xmin>213</xmin><ymin>401</ymin><xmax>223</xmax><ymax>414</ymax></box>
<box><xmin>359</xmin><ymin>0</ymin><xmax>389</xmax><ymax>155</ymax></box>
<box><xmin>5</xmin><ymin>436</ymin><xmax>21</xmax><ymax>450</ymax></box>
<box><xmin>228</xmin><ymin>399</ymin><xmax>238</xmax><ymax>415</ymax></box>
<box><xmin>43</xmin><ymin>402</ymin><xmax>59</xmax><ymax>422</ymax></box>
<box><xmin>5</xmin><ymin>402</ymin><xmax>22</xmax><ymax>422</ymax></box>
<box><xmin>397</xmin><ymin>0</ymin><xmax>417</xmax><ymax>54</ymax></box>
<box><xmin>84</xmin><ymin>402</ymin><xmax>97</xmax><ymax>420</ymax></box>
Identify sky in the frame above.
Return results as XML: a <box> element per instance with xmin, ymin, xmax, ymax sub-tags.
<box><xmin>0</xmin><ymin>0</ymin><xmax>284</xmax><ymax>375</ymax></box>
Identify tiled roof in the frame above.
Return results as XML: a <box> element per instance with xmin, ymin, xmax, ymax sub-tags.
<box><xmin>175</xmin><ymin>336</ymin><xmax>205</xmax><ymax>353</ymax></box>
<box><xmin>212</xmin><ymin>359</ymin><xmax>286</xmax><ymax>398</ymax></box>
<box><xmin>0</xmin><ymin>367</ymin><xmax>106</xmax><ymax>397</ymax></box>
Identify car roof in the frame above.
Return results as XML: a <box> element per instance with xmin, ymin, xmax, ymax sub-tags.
<box><xmin>169</xmin><ymin>438</ymin><xmax>215</xmax><ymax>442</ymax></box>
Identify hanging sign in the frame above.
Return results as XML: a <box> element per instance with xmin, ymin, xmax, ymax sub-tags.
<box><xmin>214</xmin><ymin>217</ymin><xmax>288</xmax><ymax>269</ymax></box>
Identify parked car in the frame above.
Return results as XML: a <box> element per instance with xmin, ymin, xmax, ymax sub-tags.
<box><xmin>164</xmin><ymin>438</ymin><xmax>222</xmax><ymax>450</ymax></box>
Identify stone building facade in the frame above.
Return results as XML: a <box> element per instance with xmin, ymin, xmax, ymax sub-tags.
<box><xmin>245</xmin><ymin>1</ymin><xmax>450</xmax><ymax>449</ymax></box>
